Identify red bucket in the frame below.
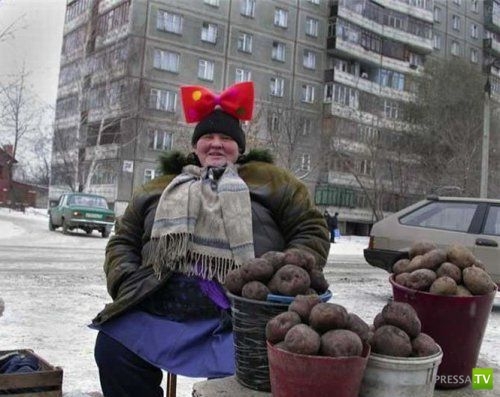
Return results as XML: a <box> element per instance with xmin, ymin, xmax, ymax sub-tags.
<box><xmin>390</xmin><ymin>275</ymin><xmax>497</xmax><ymax>389</ymax></box>
<box><xmin>267</xmin><ymin>341</ymin><xmax>370</xmax><ymax>397</ymax></box>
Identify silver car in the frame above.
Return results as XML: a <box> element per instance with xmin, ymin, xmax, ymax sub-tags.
<box><xmin>364</xmin><ymin>196</ymin><xmax>500</xmax><ymax>285</ymax></box>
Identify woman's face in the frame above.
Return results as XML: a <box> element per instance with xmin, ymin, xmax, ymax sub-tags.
<box><xmin>194</xmin><ymin>133</ymin><xmax>239</xmax><ymax>167</ymax></box>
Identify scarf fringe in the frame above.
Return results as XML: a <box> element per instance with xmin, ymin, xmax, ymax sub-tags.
<box><xmin>149</xmin><ymin>234</ymin><xmax>239</xmax><ymax>283</ymax></box>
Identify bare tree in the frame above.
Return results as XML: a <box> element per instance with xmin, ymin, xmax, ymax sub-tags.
<box><xmin>405</xmin><ymin>57</ymin><xmax>485</xmax><ymax>196</ymax></box>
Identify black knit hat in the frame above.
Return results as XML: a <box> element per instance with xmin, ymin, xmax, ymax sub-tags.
<box><xmin>191</xmin><ymin>109</ymin><xmax>246</xmax><ymax>153</ymax></box>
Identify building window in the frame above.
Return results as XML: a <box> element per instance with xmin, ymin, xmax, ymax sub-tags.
<box><xmin>149</xmin><ymin>129</ymin><xmax>173</xmax><ymax>151</ymax></box>
<box><xmin>97</xmin><ymin>2</ymin><xmax>130</xmax><ymax>36</ymax></box>
<box><xmin>272</xmin><ymin>41</ymin><xmax>286</xmax><ymax>61</ymax></box>
<box><xmin>470</xmin><ymin>48</ymin><xmax>478</xmax><ymax>63</ymax></box>
<box><xmin>470</xmin><ymin>24</ymin><xmax>478</xmax><ymax>39</ymax></box>
<box><xmin>433</xmin><ymin>34</ymin><xmax>441</xmax><ymax>49</ymax></box>
<box><xmin>300</xmin><ymin>154</ymin><xmax>311</xmax><ymax>172</ymax></box>
<box><xmin>144</xmin><ymin>169</ymin><xmax>157</xmax><ymax>183</ymax></box>
<box><xmin>241</xmin><ymin>0</ymin><xmax>255</xmax><ymax>18</ymax></box>
<box><xmin>433</xmin><ymin>6</ymin><xmax>441</xmax><ymax>22</ymax></box>
<box><xmin>301</xmin><ymin>84</ymin><xmax>315</xmax><ymax>103</ymax></box>
<box><xmin>157</xmin><ymin>10</ymin><xmax>183</xmax><ymax>34</ymax></box>
<box><xmin>383</xmin><ymin>100</ymin><xmax>399</xmax><ymax>119</ymax></box>
<box><xmin>303</xmin><ymin>50</ymin><xmax>316</xmax><ymax>69</ymax></box>
<box><xmin>198</xmin><ymin>59</ymin><xmax>215</xmax><ymax>81</ymax></box>
<box><xmin>90</xmin><ymin>164</ymin><xmax>117</xmax><ymax>185</ymax></box>
<box><xmin>452</xmin><ymin>15</ymin><xmax>461</xmax><ymax>31</ymax></box>
<box><xmin>201</xmin><ymin>22</ymin><xmax>218</xmax><ymax>43</ymax></box>
<box><xmin>302</xmin><ymin>118</ymin><xmax>312</xmax><ymax>135</ymax></box>
<box><xmin>235</xmin><ymin>68</ymin><xmax>252</xmax><ymax>82</ymax></box>
<box><xmin>378</xmin><ymin>69</ymin><xmax>405</xmax><ymax>91</ymax></box>
<box><xmin>149</xmin><ymin>89</ymin><xmax>177</xmax><ymax>112</ymax></box>
<box><xmin>270</xmin><ymin>77</ymin><xmax>285</xmax><ymax>97</ymax></box>
<box><xmin>66</xmin><ymin>0</ymin><xmax>91</xmax><ymax>22</ymax></box>
<box><xmin>274</xmin><ymin>8</ymin><xmax>288</xmax><ymax>28</ymax></box>
<box><xmin>269</xmin><ymin>113</ymin><xmax>280</xmax><ymax>131</ymax></box>
<box><xmin>305</xmin><ymin>17</ymin><xmax>319</xmax><ymax>37</ymax></box>
<box><xmin>309</xmin><ymin>0</ymin><xmax>320</xmax><ymax>4</ymax></box>
<box><xmin>204</xmin><ymin>0</ymin><xmax>219</xmax><ymax>7</ymax></box>
<box><xmin>332</xmin><ymin>84</ymin><xmax>359</xmax><ymax>109</ymax></box>
<box><xmin>153</xmin><ymin>49</ymin><xmax>179</xmax><ymax>73</ymax></box>
<box><xmin>453</xmin><ymin>0</ymin><xmax>461</xmax><ymax>5</ymax></box>
<box><xmin>471</xmin><ymin>0</ymin><xmax>478</xmax><ymax>12</ymax></box>
<box><xmin>237</xmin><ymin>32</ymin><xmax>253</xmax><ymax>53</ymax></box>
<box><xmin>451</xmin><ymin>41</ymin><xmax>460</xmax><ymax>56</ymax></box>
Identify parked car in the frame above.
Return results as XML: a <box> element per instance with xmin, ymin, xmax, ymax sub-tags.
<box><xmin>48</xmin><ymin>193</ymin><xmax>115</xmax><ymax>238</ymax></box>
<box><xmin>364</xmin><ymin>196</ymin><xmax>500</xmax><ymax>285</ymax></box>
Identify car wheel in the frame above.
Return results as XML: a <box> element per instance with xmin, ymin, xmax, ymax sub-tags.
<box><xmin>85</xmin><ymin>229</ymin><xmax>92</xmax><ymax>235</ymax></box>
<box><xmin>101</xmin><ymin>228</ymin><xmax>110</xmax><ymax>238</ymax></box>
<box><xmin>49</xmin><ymin>217</ymin><xmax>55</xmax><ymax>231</ymax></box>
<box><xmin>62</xmin><ymin>219</ymin><xmax>69</xmax><ymax>235</ymax></box>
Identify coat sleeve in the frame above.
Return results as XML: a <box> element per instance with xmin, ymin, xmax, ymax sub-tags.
<box><xmin>103</xmin><ymin>190</ymin><xmax>157</xmax><ymax>300</ymax></box>
<box><xmin>241</xmin><ymin>162</ymin><xmax>330</xmax><ymax>268</ymax></box>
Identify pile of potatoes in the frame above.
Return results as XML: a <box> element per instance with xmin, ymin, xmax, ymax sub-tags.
<box><xmin>265</xmin><ymin>295</ymin><xmax>370</xmax><ymax>358</ymax></box>
<box><xmin>370</xmin><ymin>301</ymin><xmax>440</xmax><ymax>357</ymax></box>
<box><xmin>393</xmin><ymin>241</ymin><xmax>496</xmax><ymax>296</ymax></box>
<box><xmin>224</xmin><ymin>249</ymin><xmax>329</xmax><ymax>300</ymax></box>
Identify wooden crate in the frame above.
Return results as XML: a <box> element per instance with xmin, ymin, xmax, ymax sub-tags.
<box><xmin>0</xmin><ymin>349</ymin><xmax>63</xmax><ymax>396</ymax></box>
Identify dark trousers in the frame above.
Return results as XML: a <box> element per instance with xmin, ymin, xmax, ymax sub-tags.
<box><xmin>94</xmin><ymin>331</ymin><xmax>163</xmax><ymax>397</ymax></box>
<box><xmin>330</xmin><ymin>228</ymin><xmax>336</xmax><ymax>242</ymax></box>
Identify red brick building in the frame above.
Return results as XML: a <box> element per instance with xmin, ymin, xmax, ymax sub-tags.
<box><xmin>0</xmin><ymin>145</ymin><xmax>38</xmax><ymax>208</ymax></box>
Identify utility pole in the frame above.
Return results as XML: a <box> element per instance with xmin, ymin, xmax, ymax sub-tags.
<box><xmin>480</xmin><ymin>88</ymin><xmax>490</xmax><ymax>198</ymax></box>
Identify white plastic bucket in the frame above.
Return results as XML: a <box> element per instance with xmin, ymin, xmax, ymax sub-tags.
<box><xmin>359</xmin><ymin>348</ymin><xmax>443</xmax><ymax>397</ymax></box>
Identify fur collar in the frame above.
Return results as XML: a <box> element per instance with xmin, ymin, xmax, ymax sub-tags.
<box><xmin>158</xmin><ymin>149</ymin><xmax>274</xmax><ymax>175</ymax></box>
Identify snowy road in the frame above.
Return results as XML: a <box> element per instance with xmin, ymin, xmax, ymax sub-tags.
<box><xmin>0</xmin><ymin>208</ymin><xmax>498</xmax><ymax>396</ymax></box>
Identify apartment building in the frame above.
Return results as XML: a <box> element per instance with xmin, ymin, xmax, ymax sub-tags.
<box><xmin>50</xmin><ymin>0</ymin><xmax>328</xmax><ymax>214</ymax></box>
<box><xmin>51</xmin><ymin>0</ymin><xmax>500</xmax><ymax>233</ymax></box>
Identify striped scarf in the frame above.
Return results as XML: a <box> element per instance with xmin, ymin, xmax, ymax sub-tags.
<box><xmin>147</xmin><ymin>164</ymin><xmax>255</xmax><ymax>282</ymax></box>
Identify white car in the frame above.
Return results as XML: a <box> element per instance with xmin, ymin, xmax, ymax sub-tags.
<box><xmin>364</xmin><ymin>196</ymin><xmax>500</xmax><ymax>285</ymax></box>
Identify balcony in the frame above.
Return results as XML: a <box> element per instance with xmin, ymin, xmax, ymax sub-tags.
<box><xmin>332</xmin><ymin>36</ymin><xmax>420</xmax><ymax>75</ymax></box>
<box><xmin>333</xmin><ymin>69</ymin><xmax>414</xmax><ymax>102</ymax></box>
<box><xmin>484</xmin><ymin>38</ymin><xmax>500</xmax><ymax>58</ymax></box>
<box><xmin>485</xmin><ymin>1</ymin><xmax>500</xmax><ymax>33</ymax></box>
<box><xmin>337</xmin><ymin>4</ymin><xmax>432</xmax><ymax>53</ymax></box>
<box><xmin>372</xmin><ymin>0</ymin><xmax>433</xmax><ymax>23</ymax></box>
<box><xmin>85</xmin><ymin>144</ymin><xmax>120</xmax><ymax>161</ymax></box>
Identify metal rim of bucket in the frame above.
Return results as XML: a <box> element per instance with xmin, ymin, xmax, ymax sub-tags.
<box><xmin>227</xmin><ymin>291</ymin><xmax>290</xmax><ymax>308</ymax></box>
<box><xmin>368</xmin><ymin>346</ymin><xmax>443</xmax><ymax>366</ymax></box>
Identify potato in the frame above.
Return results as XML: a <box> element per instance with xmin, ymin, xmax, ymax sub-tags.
<box><xmin>409</xmin><ymin>241</ymin><xmax>437</xmax><ymax>259</ymax></box>
<box><xmin>266</xmin><ymin>311</ymin><xmax>302</xmax><ymax>343</ymax></box>
<box><xmin>267</xmin><ymin>275</ymin><xmax>280</xmax><ymax>294</ymax></box>
<box><xmin>261</xmin><ymin>251</ymin><xmax>287</xmax><ymax>272</ymax></box>
<box><xmin>284</xmin><ymin>324</ymin><xmax>321</xmax><ymax>355</ymax></box>
<box><xmin>370</xmin><ymin>325</ymin><xmax>412</xmax><ymax>357</ymax></box>
<box><xmin>406</xmin><ymin>269</ymin><xmax>437</xmax><ymax>291</ymax></box>
<box><xmin>283</xmin><ymin>248</ymin><xmax>316</xmax><ymax>271</ymax></box>
<box><xmin>412</xmin><ymin>333</ymin><xmax>440</xmax><ymax>357</ymax></box>
<box><xmin>447</xmin><ymin>244</ymin><xmax>476</xmax><ymax>269</ymax></box>
<box><xmin>393</xmin><ymin>258</ymin><xmax>411</xmax><ymax>275</ymax></box>
<box><xmin>346</xmin><ymin>313</ymin><xmax>371</xmax><ymax>343</ymax></box>
<box><xmin>381</xmin><ymin>301</ymin><xmax>421</xmax><ymax>338</ymax></box>
<box><xmin>394</xmin><ymin>272</ymin><xmax>411</xmax><ymax>287</ymax></box>
<box><xmin>270</xmin><ymin>264</ymin><xmax>311</xmax><ymax>296</ymax></box>
<box><xmin>273</xmin><ymin>341</ymin><xmax>289</xmax><ymax>351</ymax></box>
<box><xmin>455</xmin><ymin>284</ymin><xmax>473</xmax><ymax>297</ymax></box>
<box><xmin>406</xmin><ymin>255</ymin><xmax>426</xmax><ymax>272</ymax></box>
<box><xmin>239</xmin><ymin>258</ymin><xmax>274</xmax><ymax>283</ymax></box>
<box><xmin>320</xmin><ymin>329</ymin><xmax>363</xmax><ymax>357</ymax></box>
<box><xmin>224</xmin><ymin>268</ymin><xmax>245</xmax><ymax>295</ymax></box>
<box><xmin>436</xmin><ymin>262</ymin><xmax>462</xmax><ymax>284</ymax></box>
<box><xmin>429</xmin><ymin>276</ymin><xmax>457</xmax><ymax>295</ymax></box>
<box><xmin>419</xmin><ymin>249</ymin><xmax>447</xmax><ymax>270</ymax></box>
<box><xmin>309</xmin><ymin>302</ymin><xmax>349</xmax><ymax>333</ymax></box>
<box><xmin>309</xmin><ymin>268</ymin><xmax>329</xmax><ymax>294</ymax></box>
<box><xmin>289</xmin><ymin>294</ymin><xmax>322</xmax><ymax>323</ymax></box>
<box><xmin>462</xmin><ymin>266</ymin><xmax>496</xmax><ymax>295</ymax></box>
<box><xmin>241</xmin><ymin>281</ymin><xmax>270</xmax><ymax>301</ymax></box>
<box><xmin>373</xmin><ymin>312</ymin><xmax>385</xmax><ymax>329</ymax></box>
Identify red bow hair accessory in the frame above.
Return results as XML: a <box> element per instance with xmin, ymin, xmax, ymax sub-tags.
<box><xmin>180</xmin><ymin>81</ymin><xmax>254</xmax><ymax>123</ymax></box>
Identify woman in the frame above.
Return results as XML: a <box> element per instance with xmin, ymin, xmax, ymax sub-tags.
<box><xmin>91</xmin><ymin>82</ymin><xmax>330</xmax><ymax>397</ymax></box>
